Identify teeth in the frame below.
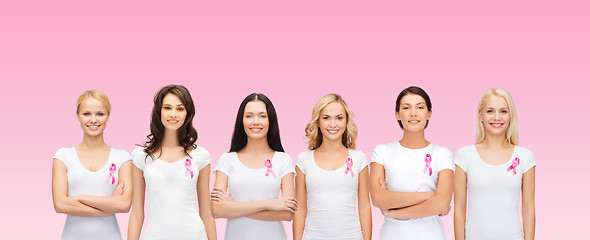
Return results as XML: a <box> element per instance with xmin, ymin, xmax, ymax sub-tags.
<box><xmin>327</xmin><ymin>130</ymin><xmax>338</xmax><ymax>134</ymax></box>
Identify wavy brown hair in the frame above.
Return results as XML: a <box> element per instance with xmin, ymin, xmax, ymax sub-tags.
<box><xmin>142</xmin><ymin>84</ymin><xmax>198</xmax><ymax>159</ymax></box>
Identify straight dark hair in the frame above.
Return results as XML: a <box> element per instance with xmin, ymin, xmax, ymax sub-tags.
<box><xmin>230</xmin><ymin>93</ymin><xmax>284</xmax><ymax>152</ymax></box>
<box><xmin>395</xmin><ymin>86</ymin><xmax>432</xmax><ymax>129</ymax></box>
<box><xmin>143</xmin><ymin>84</ymin><xmax>198</xmax><ymax>159</ymax></box>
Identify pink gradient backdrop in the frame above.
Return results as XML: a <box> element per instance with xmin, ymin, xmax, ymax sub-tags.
<box><xmin>0</xmin><ymin>1</ymin><xmax>587</xmax><ymax>239</ymax></box>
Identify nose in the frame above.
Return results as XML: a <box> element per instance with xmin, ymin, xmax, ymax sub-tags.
<box><xmin>329</xmin><ymin>118</ymin><xmax>336</xmax><ymax>127</ymax></box>
<box><xmin>253</xmin><ymin>115</ymin><xmax>260</xmax><ymax>124</ymax></box>
<box><xmin>493</xmin><ymin>111</ymin><xmax>500</xmax><ymax>120</ymax></box>
<box><xmin>90</xmin><ymin>114</ymin><xmax>98</xmax><ymax>123</ymax></box>
<box><xmin>410</xmin><ymin>107</ymin><xmax>417</xmax><ymax>116</ymax></box>
<box><xmin>171</xmin><ymin>109</ymin><xmax>177</xmax><ymax>117</ymax></box>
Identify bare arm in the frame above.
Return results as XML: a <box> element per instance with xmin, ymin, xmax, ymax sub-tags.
<box><xmin>453</xmin><ymin>165</ymin><xmax>467</xmax><ymax>240</ymax></box>
<box><xmin>211</xmin><ymin>171</ymin><xmax>297</xmax><ymax>219</ymax></box>
<box><xmin>293</xmin><ymin>167</ymin><xmax>307</xmax><ymax>240</ymax></box>
<box><xmin>369</xmin><ymin>162</ymin><xmax>433</xmax><ymax>210</ymax></box>
<box><xmin>522</xmin><ymin>167</ymin><xmax>536</xmax><ymax>240</ymax></box>
<box><xmin>127</xmin><ymin>165</ymin><xmax>145</xmax><ymax>240</ymax></box>
<box><xmin>51</xmin><ymin>159</ymin><xmax>109</xmax><ymax>217</ymax></box>
<box><xmin>357</xmin><ymin>167</ymin><xmax>372</xmax><ymax>240</ymax></box>
<box><xmin>74</xmin><ymin>161</ymin><xmax>133</xmax><ymax>213</ymax></box>
<box><xmin>382</xmin><ymin>169</ymin><xmax>454</xmax><ymax>219</ymax></box>
<box><xmin>247</xmin><ymin>172</ymin><xmax>296</xmax><ymax>221</ymax></box>
<box><xmin>197</xmin><ymin>165</ymin><xmax>217</xmax><ymax>240</ymax></box>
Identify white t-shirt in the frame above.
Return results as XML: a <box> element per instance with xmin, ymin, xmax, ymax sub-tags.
<box><xmin>132</xmin><ymin>146</ymin><xmax>211</xmax><ymax>240</ymax></box>
<box><xmin>53</xmin><ymin>147</ymin><xmax>131</xmax><ymax>240</ymax></box>
<box><xmin>214</xmin><ymin>151</ymin><xmax>294</xmax><ymax>240</ymax></box>
<box><xmin>455</xmin><ymin>145</ymin><xmax>536</xmax><ymax>240</ymax></box>
<box><xmin>296</xmin><ymin>149</ymin><xmax>368</xmax><ymax>240</ymax></box>
<box><xmin>371</xmin><ymin>141</ymin><xmax>454</xmax><ymax>240</ymax></box>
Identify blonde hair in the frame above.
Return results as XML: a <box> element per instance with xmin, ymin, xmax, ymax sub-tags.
<box><xmin>76</xmin><ymin>90</ymin><xmax>111</xmax><ymax>115</ymax></box>
<box><xmin>476</xmin><ymin>88</ymin><xmax>518</xmax><ymax>145</ymax></box>
<box><xmin>305</xmin><ymin>94</ymin><xmax>358</xmax><ymax>150</ymax></box>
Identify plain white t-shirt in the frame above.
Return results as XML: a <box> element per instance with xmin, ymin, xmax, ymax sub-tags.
<box><xmin>132</xmin><ymin>146</ymin><xmax>210</xmax><ymax>240</ymax></box>
<box><xmin>455</xmin><ymin>145</ymin><xmax>535</xmax><ymax>240</ymax></box>
<box><xmin>54</xmin><ymin>147</ymin><xmax>130</xmax><ymax>240</ymax></box>
<box><xmin>214</xmin><ymin>151</ymin><xmax>294</xmax><ymax>240</ymax></box>
<box><xmin>371</xmin><ymin>141</ymin><xmax>454</xmax><ymax>240</ymax></box>
<box><xmin>296</xmin><ymin>149</ymin><xmax>368</xmax><ymax>240</ymax></box>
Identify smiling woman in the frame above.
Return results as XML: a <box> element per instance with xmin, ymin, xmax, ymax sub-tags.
<box><xmin>51</xmin><ymin>90</ymin><xmax>133</xmax><ymax>240</ymax></box>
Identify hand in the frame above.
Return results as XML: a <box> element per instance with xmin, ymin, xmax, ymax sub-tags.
<box><xmin>265</xmin><ymin>197</ymin><xmax>298</xmax><ymax>213</ymax></box>
<box><xmin>379</xmin><ymin>178</ymin><xmax>387</xmax><ymax>190</ymax></box>
<box><xmin>438</xmin><ymin>205</ymin><xmax>451</xmax><ymax>216</ymax></box>
<box><xmin>210</xmin><ymin>187</ymin><xmax>233</xmax><ymax>202</ymax></box>
<box><xmin>112</xmin><ymin>181</ymin><xmax>125</xmax><ymax>196</ymax></box>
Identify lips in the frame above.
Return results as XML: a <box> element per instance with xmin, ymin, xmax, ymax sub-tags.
<box><xmin>87</xmin><ymin>125</ymin><xmax>101</xmax><ymax>130</ymax></box>
<box><xmin>167</xmin><ymin>119</ymin><xmax>179</xmax><ymax>124</ymax></box>
<box><xmin>408</xmin><ymin>120</ymin><xmax>420</xmax><ymax>124</ymax></box>
<box><xmin>326</xmin><ymin>129</ymin><xmax>339</xmax><ymax>134</ymax></box>
<box><xmin>250</xmin><ymin>127</ymin><xmax>263</xmax><ymax>133</ymax></box>
<box><xmin>490</xmin><ymin>123</ymin><xmax>504</xmax><ymax>128</ymax></box>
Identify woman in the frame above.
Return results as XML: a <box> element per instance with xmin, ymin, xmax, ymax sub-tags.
<box><xmin>128</xmin><ymin>84</ymin><xmax>216</xmax><ymax>240</ymax></box>
<box><xmin>293</xmin><ymin>94</ymin><xmax>372</xmax><ymax>240</ymax></box>
<box><xmin>52</xmin><ymin>90</ymin><xmax>132</xmax><ymax>240</ymax></box>
<box><xmin>454</xmin><ymin>88</ymin><xmax>535</xmax><ymax>240</ymax></box>
<box><xmin>369</xmin><ymin>86</ymin><xmax>454</xmax><ymax>240</ymax></box>
<box><xmin>211</xmin><ymin>93</ymin><xmax>296</xmax><ymax>240</ymax></box>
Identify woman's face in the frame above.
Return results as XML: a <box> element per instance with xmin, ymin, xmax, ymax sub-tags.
<box><xmin>77</xmin><ymin>97</ymin><xmax>109</xmax><ymax>137</ymax></box>
<box><xmin>318</xmin><ymin>101</ymin><xmax>347</xmax><ymax>143</ymax></box>
<box><xmin>396</xmin><ymin>93</ymin><xmax>431</xmax><ymax>132</ymax></box>
<box><xmin>479</xmin><ymin>94</ymin><xmax>510</xmax><ymax>137</ymax></box>
<box><xmin>161</xmin><ymin>93</ymin><xmax>187</xmax><ymax>131</ymax></box>
<box><xmin>243</xmin><ymin>100</ymin><xmax>269</xmax><ymax>140</ymax></box>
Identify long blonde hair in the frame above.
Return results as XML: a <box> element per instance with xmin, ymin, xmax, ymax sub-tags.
<box><xmin>476</xmin><ymin>88</ymin><xmax>519</xmax><ymax>145</ymax></box>
<box><xmin>305</xmin><ymin>94</ymin><xmax>358</xmax><ymax>150</ymax></box>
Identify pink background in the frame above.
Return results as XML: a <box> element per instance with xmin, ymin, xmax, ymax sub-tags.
<box><xmin>0</xmin><ymin>1</ymin><xmax>587</xmax><ymax>239</ymax></box>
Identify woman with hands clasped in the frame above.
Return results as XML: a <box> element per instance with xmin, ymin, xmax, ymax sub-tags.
<box><xmin>211</xmin><ymin>93</ymin><xmax>296</xmax><ymax>240</ymax></box>
<box><xmin>52</xmin><ymin>90</ymin><xmax>132</xmax><ymax>240</ymax></box>
<box><xmin>370</xmin><ymin>86</ymin><xmax>454</xmax><ymax>240</ymax></box>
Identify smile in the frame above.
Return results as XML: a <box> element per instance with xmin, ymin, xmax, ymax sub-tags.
<box><xmin>250</xmin><ymin>127</ymin><xmax>263</xmax><ymax>133</ymax></box>
<box><xmin>326</xmin><ymin>129</ymin><xmax>339</xmax><ymax>134</ymax></box>
<box><xmin>168</xmin><ymin>119</ymin><xmax>179</xmax><ymax>124</ymax></box>
<box><xmin>490</xmin><ymin>123</ymin><xmax>504</xmax><ymax>128</ymax></box>
<box><xmin>87</xmin><ymin>125</ymin><xmax>101</xmax><ymax>130</ymax></box>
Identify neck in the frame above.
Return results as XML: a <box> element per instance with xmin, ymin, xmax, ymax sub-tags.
<box><xmin>316</xmin><ymin>137</ymin><xmax>347</xmax><ymax>152</ymax></box>
<box><xmin>162</xmin><ymin>128</ymin><xmax>181</xmax><ymax>147</ymax></box>
<box><xmin>242</xmin><ymin>137</ymin><xmax>273</xmax><ymax>154</ymax></box>
<box><xmin>399</xmin><ymin>129</ymin><xmax>429</xmax><ymax>149</ymax></box>
<box><xmin>79</xmin><ymin>134</ymin><xmax>108</xmax><ymax>150</ymax></box>
<box><xmin>480</xmin><ymin>133</ymin><xmax>511</xmax><ymax>149</ymax></box>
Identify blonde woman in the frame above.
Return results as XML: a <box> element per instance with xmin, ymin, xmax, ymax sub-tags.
<box><xmin>52</xmin><ymin>90</ymin><xmax>132</xmax><ymax>240</ymax></box>
<box><xmin>293</xmin><ymin>94</ymin><xmax>372</xmax><ymax>240</ymax></box>
<box><xmin>454</xmin><ymin>88</ymin><xmax>536</xmax><ymax>240</ymax></box>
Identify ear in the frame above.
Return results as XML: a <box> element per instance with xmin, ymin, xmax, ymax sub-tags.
<box><xmin>427</xmin><ymin>110</ymin><xmax>432</xmax><ymax>120</ymax></box>
<box><xmin>395</xmin><ymin>111</ymin><xmax>401</xmax><ymax>121</ymax></box>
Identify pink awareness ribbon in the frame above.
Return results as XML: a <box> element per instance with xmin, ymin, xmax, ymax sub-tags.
<box><xmin>265</xmin><ymin>159</ymin><xmax>276</xmax><ymax>178</ymax></box>
<box><xmin>106</xmin><ymin>163</ymin><xmax>116</xmax><ymax>184</ymax></box>
<box><xmin>344</xmin><ymin>158</ymin><xmax>354</xmax><ymax>178</ymax></box>
<box><xmin>423</xmin><ymin>154</ymin><xmax>433</xmax><ymax>176</ymax></box>
<box><xmin>507</xmin><ymin>158</ymin><xmax>520</xmax><ymax>175</ymax></box>
<box><xmin>185</xmin><ymin>159</ymin><xmax>194</xmax><ymax>179</ymax></box>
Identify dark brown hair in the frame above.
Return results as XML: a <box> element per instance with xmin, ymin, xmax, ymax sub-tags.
<box><xmin>143</xmin><ymin>84</ymin><xmax>198</xmax><ymax>159</ymax></box>
<box><xmin>395</xmin><ymin>86</ymin><xmax>432</xmax><ymax>129</ymax></box>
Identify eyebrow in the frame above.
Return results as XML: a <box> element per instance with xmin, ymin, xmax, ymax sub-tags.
<box><xmin>245</xmin><ymin>111</ymin><xmax>267</xmax><ymax>114</ymax></box>
<box><xmin>163</xmin><ymin>103</ymin><xmax>184</xmax><ymax>106</ymax></box>
<box><xmin>402</xmin><ymin>102</ymin><xmax>426</xmax><ymax>105</ymax></box>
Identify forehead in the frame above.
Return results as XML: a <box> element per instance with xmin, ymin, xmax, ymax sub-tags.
<box><xmin>483</xmin><ymin>94</ymin><xmax>508</xmax><ymax>108</ymax></box>
<box><xmin>244</xmin><ymin>100</ymin><xmax>267</xmax><ymax>112</ymax></box>
<box><xmin>162</xmin><ymin>93</ymin><xmax>183</xmax><ymax>105</ymax></box>
<box><xmin>79</xmin><ymin>97</ymin><xmax>107</xmax><ymax>111</ymax></box>
<box><xmin>321</xmin><ymin>101</ymin><xmax>345</xmax><ymax>115</ymax></box>
<box><xmin>400</xmin><ymin>93</ymin><xmax>426</xmax><ymax>104</ymax></box>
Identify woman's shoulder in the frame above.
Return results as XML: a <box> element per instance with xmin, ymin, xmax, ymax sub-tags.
<box><xmin>430</xmin><ymin>143</ymin><xmax>453</xmax><ymax>156</ymax></box>
<box><xmin>131</xmin><ymin>146</ymin><xmax>147</xmax><ymax>158</ymax></box>
<box><xmin>455</xmin><ymin>145</ymin><xmax>476</xmax><ymax>156</ymax></box>
<box><xmin>274</xmin><ymin>151</ymin><xmax>293</xmax><ymax>162</ymax></box>
<box><xmin>349</xmin><ymin>149</ymin><xmax>367</xmax><ymax>159</ymax></box>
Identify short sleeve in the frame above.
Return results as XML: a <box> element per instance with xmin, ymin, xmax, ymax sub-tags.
<box><xmin>436</xmin><ymin>146</ymin><xmax>455</xmax><ymax>173</ymax></box>
<box><xmin>519</xmin><ymin>147</ymin><xmax>536</xmax><ymax>173</ymax></box>
<box><xmin>214</xmin><ymin>153</ymin><xmax>231</xmax><ymax>176</ymax></box>
<box><xmin>194</xmin><ymin>146</ymin><xmax>211</xmax><ymax>171</ymax></box>
<box><xmin>278</xmin><ymin>152</ymin><xmax>295</xmax><ymax>179</ymax></box>
<box><xmin>454</xmin><ymin>146</ymin><xmax>469</xmax><ymax>172</ymax></box>
<box><xmin>53</xmin><ymin>148</ymin><xmax>69</xmax><ymax>166</ymax></box>
<box><xmin>354</xmin><ymin>150</ymin><xmax>369</xmax><ymax>172</ymax></box>
<box><xmin>371</xmin><ymin>145</ymin><xmax>385</xmax><ymax>166</ymax></box>
<box><xmin>295</xmin><ymin>152</ymin><xmax>308</xmax><ymax>175</ymax></box>
<box><xmin>114</xmin><ymin>149</ymin><xmax>132</xmax><ymax>166</ymax></box>
<box><xmin>131</xmin><ymin>147</ymin><xmax>147</xmax><ymax>171</ymax></box>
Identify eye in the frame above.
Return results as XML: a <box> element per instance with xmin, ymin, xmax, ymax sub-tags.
<box><xmin>501</xmin><ymin>110</ymin><xmax>508</xmax><ymax>114</ymax></box>
<box><xmin>418</xmin><ymin>106</ymin><xmax>425</xmax><ymax>109</ymax></box>
<box><xmin>98</xmin><ymin>113</ymin><xmax>104</xmax><ymax>116</ymax></box>
<box><xmin>337</xmin><ymin>116</ymin><xmax>343</xmax><ymax>120</ymax></box>
<box><xmin>83</xmin><ymin>113</ymin><xmax>90</xmax><ymax>116</ymax></box>
<box><xmin>322</xmin><ymin>116</ymin><xmax>329</xmax><ymax>120</ymax></box>
<box><xmin>177</xmin><ymin>107</ymin><xmax>185</xmax><ymax>111</ymax></box>
<box><xmin>245</xmin><ymin>115</ymin><xmax>252</xmax><ymax>118</ymax></box>
<box><xmin>486</xmin><ymin>110</ymin><xmax>493</xmax><ymax>114</ymax></box>
<box><xmin>260</xmin><ymin>115</ymin><xmax>267</xmax><ymax>118</ymax></box>
<box><xmin>402</xmin><ymin>106</ymin><xmax>409</xmax><ymax>110</ymax></box>
<box><xmin>164</xmin><ymin>106</ymin><xmax>172</xmax><ymax>110</ymax></box>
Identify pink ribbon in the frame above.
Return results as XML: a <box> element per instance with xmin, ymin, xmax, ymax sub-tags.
<box><xmin>423</xmin><ymin>154</ymin><xmax>432</xmax><ymax>176</ymax></box>
<box><xmin>507</xmin><ymin>158</ymin><xmax>520</xmax><ymax>175</ymax></box>
<box><xmin>344</xmin><ymin>158</ymin><xmax>354</xmax><ymax>178</ymax></box>
<box><xmin>185</xmin><ymin>159</ymin><xmax>194</xmax><ymax>179</ymax></box>
<box><xmin>265</xmin><ymin>159</ymin><xmax>276</xmax><ymax>178</ymax></box>
<box><xmin>106</xmin><ymin>163</ymin><xmax>116</xmax><ymax>184</ymax></box>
